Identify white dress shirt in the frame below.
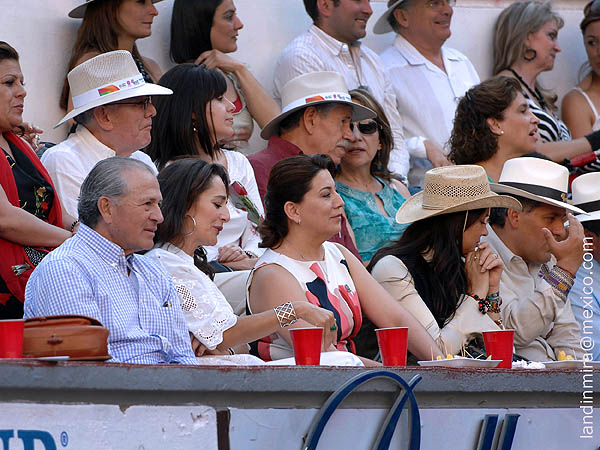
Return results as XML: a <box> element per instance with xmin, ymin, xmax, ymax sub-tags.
<box><xmin>273</xmin><ymin>25</ymin><xmax>410</xmax><ymax>178</ymax></box>
<box><xmin>41</xmin><ymin>126</ymin><xmax>157</xmax><ymax>217</ymax></box>
<box><xmin>379</xmin><ymin>35</ymin><xmax>480</xmax><ymax>185</ymax></box>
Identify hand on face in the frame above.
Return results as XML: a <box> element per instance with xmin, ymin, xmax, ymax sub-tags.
<box><xmin>465</xmin><ymin>246</ymin><xmax>490</xmax><ymax>299</ymax></box>
<box><xmin>543</xmin><ymin>213</ymin><xmax>585</xmax><ymax>274</ymax></box>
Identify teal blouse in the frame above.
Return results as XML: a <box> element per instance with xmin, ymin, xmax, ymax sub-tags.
<box><xmin>335</xmin><ymin>178</ymin><xmax>409</xmax><ymax>261</ymax></box>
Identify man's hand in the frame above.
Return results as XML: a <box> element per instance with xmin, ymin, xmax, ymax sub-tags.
<box><xmin>544</xmin><ymin>213</ymin><xmax>585</xmax><ymax>275</ymax></box>
<box><xmin>425</xmin><ymin>140</ymin><xmax>451</xmax><ymax>168</ymax></box>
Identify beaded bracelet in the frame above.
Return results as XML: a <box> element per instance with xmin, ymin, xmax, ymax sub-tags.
<box><xmin>486</xmin><ymin>292</ymin><xmax>502</xmax><ymax>314</ymax></box>
<box><xmin>539</xmin><ymin>264</ymin><xmax>574</xmax><ymax>302</ymax></box>
<box><xmin>468</xmin><ymin>293</ymin><xmax>491</xmax><ymax>314</ymax></box>
<box><xmin>274</xmin><ymin>301</ymin><xmax>298</xmax><ymax>328</ymax></box>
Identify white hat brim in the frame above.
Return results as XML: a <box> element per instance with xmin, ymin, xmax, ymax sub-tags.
<box><xmin>490</xmin><ymin>183</ymin><xmax>586</xmax><ymax>215</ymax></box>
<box><xmin>575</xmin><ymin>210</ymin><xmax>600</xmax><ymax>223</ymax></box>
<box><xmin>260</xmin><ymin>100</ymin><xmax>375</xmax><ymax>140</ymax></box>
<box><xmin>55</xmin><ymin>83</ymin><xmax>172</xmax><ymax>128</ymax></box>
<box><xmin>69</xmin><ymin>0</ymin><xmax>164</xmax><ymax>18</ymax></box>
<box><xmin>395</xmin><ymin>191</ymin><xmax>522</xmax><ymax>224</ymax></box>
<box><xmin>373</xmin><ymin>0</ymin><xmax>407</xmax><ymax>35</ymax></box>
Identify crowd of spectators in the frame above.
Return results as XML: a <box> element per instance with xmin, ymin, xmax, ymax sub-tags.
<box><xmin>0</xmin><ymin>0</ymin><xmax>597</xmax><ymax>366</ymax></box>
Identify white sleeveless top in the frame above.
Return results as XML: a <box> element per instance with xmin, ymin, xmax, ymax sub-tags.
<box><xmin>574</xmin><ymin>87</ymin><xmax>600</xmax><ymax>132</ymax></box>
<box><xmin>246</xmin><ymin>242</ymin><xmax>363</xmax><ymax>361</ymax></box>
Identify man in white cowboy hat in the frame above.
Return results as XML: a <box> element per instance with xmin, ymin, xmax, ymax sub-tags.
<box><xmin>272</xmin><ymin>0</ymin><xmax>411</xmax><ymax>180</ymax></box>
<box><xmin>41</xmin><ymin>50</ymin><xmax>172</xmax><ymax>217</ymax></box>
<box><xmin>486</xmin><ymin>157</ymin><xmax>585</xmax><ymax>361</ymax></box>
<box><xmin>374</xmin><ymin>0</ymin><xmax>479</xmax><ymax>187</ymax></box>
<box><xmin>248</xmin><ymin>71</ymin><xmax>374</xmax><ymax>261</ymax></box>
<box><xmin>568</xmin><ymin>173</ymin><xmax>600</xmax><ymax>361</ymax></box>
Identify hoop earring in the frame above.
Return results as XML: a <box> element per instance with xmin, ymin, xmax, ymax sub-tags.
<box><xmin>183</xmin><ymin>215</ymin><xmax>197</xmax><ymax>236</ymax></box>
<box><xmin>523</xmin><ymin>47</ymin><xmax>537</xmax><ymax>62</ymax></box>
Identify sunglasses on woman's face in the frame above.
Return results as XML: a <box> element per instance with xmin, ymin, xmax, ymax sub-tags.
<box><xmin>350</xmin><ymin>119</ymin><xmax>379</xmax><ymax>135</ymax></box>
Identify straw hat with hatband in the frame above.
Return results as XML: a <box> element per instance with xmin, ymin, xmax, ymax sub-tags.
<box><xmin>395</xmin><ymin>165</ymin><xmax>522</xmax><ymax>224</ymax></box>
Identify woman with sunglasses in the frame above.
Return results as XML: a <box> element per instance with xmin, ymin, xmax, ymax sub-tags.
<box><xmin>60</xmin><ymin>0</ymin><xmax>163</xmax><ymax>121</ymax></box>
<box><xmin>335</xmin><ymin>89</ymin><xmax>411</xmax><ymax>263</ymax></box>
<box><xmin>562</xmin><ymin>1</ymin><xmax>600</xmax><ymax>140</ymax></box>
<box><xmin>170</xmin><ymin>0</ymin><xmax>279</xmax><ymax>153</ymax></box>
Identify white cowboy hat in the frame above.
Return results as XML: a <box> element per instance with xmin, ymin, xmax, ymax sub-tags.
<box><xmin>571</xmin><ymin>172</ymin><xmax>600</xmax><ymax>222</ymax></box>
<box><xmin>395</xmin><ymin>165</ymin><xmax>522</xmax><ymax>224</ymax></box>
<box><xmin>68</xmin><ymin>0</ymin><xmax>164</xmax><ymax>18</ymax></box>
<box><xmin>260</xmin><ymin>71</ymin><xmax>375</xmax><ymax>140</ymax></box>
<box><xmin>55</xmin><ymin>50</ymin><xmax>172</xmax><ymax>127</ymax></box>
<box><xmin>373</xmin><ymin>0</ymin><xmax>408</xmax><ymax>35</ymax></box>
<box><xmin>491</xmin><ymin>157</ymin><xmax>586</xmax><ymax>214</ymax></box>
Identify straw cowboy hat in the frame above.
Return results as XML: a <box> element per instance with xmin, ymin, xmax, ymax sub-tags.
<box><xmin>491</xmin><ymin>157</ymin><xmax>586</xmax><ymax>214</ymax></box>
<box><xmin>68</xmin><ymin>0</ymin><xmax>164</xmax><ymax>18</ymax></box>
<box><xmin>373</xmin><ymin>0</ymin><xmax>409</xmax><ymax>35</ymax></box>
<box><xmin>260</xmin><ymin>71</ymin><xmax>375</xmax><ymax>140</ymax></box>
<box><xmin>571</xmin><ymin>173</ymin><xmax>600</xmax><ymax>222</ymax></box>
<box><xmin>395</xmin><ymin>165</ymin><xmax>521</xmax><ymax>224</ymax></box>
<box><xmin>56</xmin><ymin>50</ymin><xmax>172</xmax><ymax>127</ymax></box>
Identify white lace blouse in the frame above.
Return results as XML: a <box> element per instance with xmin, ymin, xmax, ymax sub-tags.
<box><xmin>147</xmin><ymin>244</ymin><xmax>238</xmax><ymax>350</ymax></box>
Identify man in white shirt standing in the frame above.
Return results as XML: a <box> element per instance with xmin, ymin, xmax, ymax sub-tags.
<box><xmin>42</xmin><ymin>50</ymin><xmax>172</xmax><ymax>217</ymax></box>
<box><xmin>374</xmin><ymin>0</ymin><xmax>480</xmax><ymax>186</ymax></box>
<box><xmin>273</xmin><ymin>0</ymin><xmax>410</xmax><ymax>181</ymax></box>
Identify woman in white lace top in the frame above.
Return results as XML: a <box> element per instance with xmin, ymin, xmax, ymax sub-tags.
<box><xmin>147</xmin><ymin>158</ymin><xmax>338</xmax><ymax>361</ymax></box>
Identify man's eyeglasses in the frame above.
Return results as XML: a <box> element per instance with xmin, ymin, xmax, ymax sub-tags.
<box><xmin>108</xmin><ymin>96</ymin><xmax>152</xmax><ymax>111</ymax></box>
<box><xmin>350</xmin><ymin>119</ymin><xmax>379</xmax><ymax>135</ymax></box>
<box><xmin>427</xmin><ymin>0</ymin><xmax>455</xmax><ymax>11</ymax></box>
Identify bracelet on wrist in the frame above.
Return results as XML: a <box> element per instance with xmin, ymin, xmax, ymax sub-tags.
<box><xmin>70</xmin><ymin>219</ymin><xmax>80</xmax><ymax>233</ymax></box>
<box><xmin>468</xmin><ymin>293</ymin><xmax>491</xmax><ymax>315</ymax></box>
<box><xmin>273</xmin><ymin>301</ymin><xmax>298</xmax><ymax>328</ymax></box>
<box><xmin>486</xmin><ymin>292</ymin><xmax>502</xmax><ymax>314</ymax></box>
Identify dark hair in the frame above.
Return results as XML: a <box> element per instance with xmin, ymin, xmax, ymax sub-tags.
<box><xmin>448</xmin><ymin>76</ymin><xmax>521</xmax><ymax>165</ymax></box>
<box><xmin>259</xmin><ymin>154</ymin><xmax>337</xmax><ymax>248</ymax></box>
<box><xmin>59</xmin><ymin>0</ymin><xmax>147</xmax><ymax>110</ymax></box>
<box><xmin>583</xmin><ymin>220</ymin><xmax>600</xmax><ymax>236</ymax></box>
<box><xmin>579</xmin><ymin>1</ymin><xmax>600</xmax><ymax>81</ymax></box>
<box><xmin>148</xmin><ymin>64</ymin><xmax>227</xmax><ymax>170</ymax></box>
<box><xmin>368</xmin><ymin>208</ymin><xmax>487</xmax><ymax>328</ymax></box>
<box><xmin>155</xmin><ymin>157</ymin><xmax>230</xmax><ymax>279</ymax></box>
<box><xmin>386</xmin><ymin>0</ymin><xmax>413</xmax><ymax>34</ymax></box>
<box><xmin>0</xmin><ymin>41</ymin><xmax>19</xmax><ymax>62</ymax></box>
<box><xmin>489</xmin><ymin>195</ymin><xmax>541</xmax><ymax>227</ymax></box>
<box><xmin>348</xmin><ymin>88</ymin><xmax>393</xmax><ymax>182</ymax></box>
<box><xmin>303</xmin><ymin>0</ymin><xmax>340</xmax><ymax>24</ymax></box>
<box><xmin>279</xmin><ymin>102</ymin><xmax>339</xmax><ymax>135</ymax></box>
<box><xmin>170</xmin><ymin>0</ymin><xmax>221</xmax><ymax>63</ymax></box>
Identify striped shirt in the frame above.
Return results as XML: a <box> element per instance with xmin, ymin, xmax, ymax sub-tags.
<box><xmin>522</xmin><ymin>90</ymin><xmax>571</xmax><ymax>143</ymax></box>
<box><xmin>24</xmin><ymin>224</ymin><xmax>199</xmax><ymax>365</ymax></box>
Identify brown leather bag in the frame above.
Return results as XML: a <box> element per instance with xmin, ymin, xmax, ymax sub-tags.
<box><xmin>23</xmin><ymin>315</ymin><xmax>111</xmax><ymax>360</ymax></box>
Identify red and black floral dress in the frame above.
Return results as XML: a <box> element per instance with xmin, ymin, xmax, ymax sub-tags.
<box><xmin>0</xmin><ymin>133</ymin><xmax>61</xmax><ymax>319</ymax></box>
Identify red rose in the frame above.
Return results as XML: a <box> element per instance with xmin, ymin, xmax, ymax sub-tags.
<box><xmin>231</xmin><ymin>181</ymin><xmax>248</xmax><ymax>196</ymax></box>
<box><xmin>42</xmin><ymin>201</ymin><xmax>49</xmax><ymax>211</ymax></box>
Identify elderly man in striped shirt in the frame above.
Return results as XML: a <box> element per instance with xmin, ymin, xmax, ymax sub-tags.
<box><xmin>24</xmin><ymin>157</ymin><xmax>199</xmax><ymax>365</ymax></box>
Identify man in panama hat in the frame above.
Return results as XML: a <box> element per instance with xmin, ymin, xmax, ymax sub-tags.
<box><xmin>486</xmin><ymin>157</ymin><xmax>585</xmax><ymax>361</ymax></box>
<box><xmin>41</xmin><ymin>50</ymin><xmax>172</xmax><ymax>217</ymax></box>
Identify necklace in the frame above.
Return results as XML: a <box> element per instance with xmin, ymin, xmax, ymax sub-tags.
<box><xmin>285</xmin><ymin>240</ymin><xmax>324</xmax><ymax>262</ymax></box>
<box><xmin>508</xmin><ymin>67</ymin><xmax>549</xmax><ymax>111</ymax></box>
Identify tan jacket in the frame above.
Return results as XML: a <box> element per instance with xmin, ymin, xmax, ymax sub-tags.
<box><xmin>371</xmin><ymin>255</ymin><xmax>499</xmax><ymax>356</ymax></box>
<box><xmin>484</xmin><ymin>226</ymin><xmax>583</xmax><ymax>361</ymax></box>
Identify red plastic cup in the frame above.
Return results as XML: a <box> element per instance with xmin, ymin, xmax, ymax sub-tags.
<box><xmin>376</xmin><ymin>327</ymin><xmax>408</xmax><ymax>366</ymax></box>
<box><xmin>0</xmin><ymin>319</ymin><xmax>25</xmax><ymax>358</ymax></box>
<box><xmin>483</xmin><ymin>330</ymin><xmax>514</xmax><ymax>369</ymax></box>
<box><xmin>289</xmin><ymin>327</ymin><xmax>323</xmax><ymax>365</ymax></box>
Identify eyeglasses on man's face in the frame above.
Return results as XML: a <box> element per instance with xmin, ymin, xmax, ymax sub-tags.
<box><xmin>108</xmin><ymin>96</ymin><xmax>153</xmax><ymax>111</ymax></box>
<box><xmin>427</xmin><ymin>0</ymin><xmax>456</xmax><ymax>11</ymax></box>
<box><xmin>350</xmin><ymin>119</ymin><xmax>379</xmax><ymax>135</ymax></box>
